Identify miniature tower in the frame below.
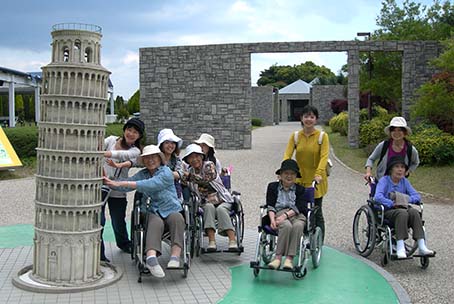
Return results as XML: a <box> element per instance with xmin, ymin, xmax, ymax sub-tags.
<box><xmin>14</xmin><ymin>23</ymin><xmax>121</xmax><ymax>292</ymax></box>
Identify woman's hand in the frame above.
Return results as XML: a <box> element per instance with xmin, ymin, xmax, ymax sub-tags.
<box><xmin>314</xmin><ymin>175</ymin><xmax>322</xmax><ymax>184</ymax></box>
<box><xmin>103</xmin><ymin>176</ymin><xmax>118</xmax><ymax>187</ymax></box>
<box><xmin>106</xmin><ymin>159</ymin><xmax>121</xmax><ymax>168</ymax></box>
<box><xmin>270</xmin><ymin>218</ymin><xmax>277</xmax><ymax>230</ymax></box>
<box><xmin>364</xmin><ymin>167</ymin><xmax>372</xmax><ymax>182</ymax></box>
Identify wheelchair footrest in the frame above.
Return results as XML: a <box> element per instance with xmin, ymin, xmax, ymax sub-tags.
<box><xmin>249</xmin><ymin>263</ymin><xmax>303</xmax><ymax>273</ymax></box>
<box><xmin>413</xmin><ymin>252</ymin><xmax>436</xmax><ymax>258</ymax></box>
<box><xmin>201</xmin><ymin>246</ymin><xmax>244</xmax><ymax>254</ymax></box>
<box><xmin>390</xmin><ymin>254</ymin><xmax>413</xmax><ymax>261</ymax></box>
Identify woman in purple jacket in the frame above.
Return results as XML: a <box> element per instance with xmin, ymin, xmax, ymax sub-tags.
<box><xmin>374</xmin><ymin>156</ymin><xmax>434</xmax><ymax>259</ymax></box>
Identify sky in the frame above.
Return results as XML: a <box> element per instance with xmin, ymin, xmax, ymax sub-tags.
<box><xmin>0</xmin><ymin>0</ymin><xmax>434</xmax><ymax>100</ymax></box>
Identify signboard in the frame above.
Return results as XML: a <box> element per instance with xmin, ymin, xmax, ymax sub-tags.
<box><xmin>0</xmin><ymin>127</ymin><xmax>22</xmax><ymax>169</ymax></box>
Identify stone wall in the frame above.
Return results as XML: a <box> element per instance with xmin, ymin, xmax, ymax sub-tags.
<box><xmin>311</xmin><ymin>85</ymin><xmax>345</xmax><ymax>124</ymax></box>
<box><xmin>140</xmin><ymin>44</ymin><xmax>252</xmax><ymax>149</ymax></box>
<box><xmin>251</xmin><ymin>86</ymin><xmax>274</xmax><ymax>126</ymax></box>
<box><xmin>140</xmin><ymin>40</ymin><xmax>441</xmax><ymax>149</ymax></box>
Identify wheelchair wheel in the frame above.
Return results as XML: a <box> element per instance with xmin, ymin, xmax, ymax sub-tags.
<box><xmin>381</xmin><ymin>236</ymin><xmax>390</xmax><ymax>267</ymax></box>
<box><xmin>420</xmin><ymin>256</ymin><xmax>430</xmax><ymax>269</ymax></box>
<box><xmin>352</xmin><ymin>205</ymin><xmax>377</xmax><ymax>257</ymax></box>
<box><xmin>311</xmin><ymin>227</ymin><xmax>323</xmax><ymax>268</ymax></box>
<box><xmin>261</xmin><ymin>233</ymin><xmax>276</xmax><ymax>265</ymax></box>
<box><xmin>292</xmin><ymin>267</ymin><xmax>307</xmax><ymax>280</ymax></box>
<box><xmin>253</xmin><ymin>267</ymin><xmax>260</xmax><ymax>277</ymax></box>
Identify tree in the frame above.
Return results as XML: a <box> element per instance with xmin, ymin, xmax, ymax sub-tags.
<box><xmin>257</xmin><ymin>61</ymin><xmax>338</xmax><ymax>88</ymax></box>
<box><xmin>127</xmin><ymin>90</ymin><xmax>140</xmax><ymax>114</ymax></box>
<box><xmin>363</xmin><ymin>0</ymin><xmax>454</xmax><ymax>110</ymax></box>
<box><xmin>412</xmin><ymin>39</ymin><xmax>454</xmax><ymax>134</ymax></box>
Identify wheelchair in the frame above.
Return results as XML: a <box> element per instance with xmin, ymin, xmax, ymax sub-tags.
<box><xmin>250</xmin><ymin>181</ymin><xmax>323</xmax><ymax>280</ymax></box>
<box><xmin>352</xmin><ymin>178</ymin><xmax>435</xmax><ymax>269</ymax></box>
<box><xmin>130</xmin><ymin>191</ymin><xmax>192</xmax><ymax>282</ymax></box>
<box><xmin>189</xmin><ymin>173</ymin><xmax>245</xmax><ymax>257</ymax></box>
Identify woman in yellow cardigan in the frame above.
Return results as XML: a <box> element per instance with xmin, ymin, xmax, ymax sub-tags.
<box><xmin>283</xmin><ymin>105</ymin><xmax>329</xmax><ymax>242</ymax></box>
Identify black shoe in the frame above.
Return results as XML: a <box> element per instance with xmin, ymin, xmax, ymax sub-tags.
<box><xmin>101</xmin><ymin>255</ymin><xmax>111</xmax><ymax>263</ymax></box>
<box><xmin>119</xmin><ymin>245</ymin><xmax>131</xmax><ymax>254</ymax></box>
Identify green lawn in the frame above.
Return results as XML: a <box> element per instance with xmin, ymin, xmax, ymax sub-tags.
<box><xmin>328</xmin><ymin>128</ymin><xmax>454</xmax><ymax>201</ymax></box>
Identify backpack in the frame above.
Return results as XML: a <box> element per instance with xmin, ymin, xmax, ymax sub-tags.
<box><xmin>377</xmin><ymin>139</ymin><xmax>413</xmax><ymax>168</ymax></box>
<box><xmin>294</xmin><ymin>130</ymin><xmax>333</xmax><ymax>176</ymax></box>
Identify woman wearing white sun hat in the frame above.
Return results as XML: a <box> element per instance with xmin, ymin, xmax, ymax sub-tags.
<box><xmin>157</xmin><ymin>128</ymin><xmax>184</xmax><ymax>198</ymax></box>
<box><xmin>365</xmin><ymin>116</ymin><xmax>420</xmax><ymax>182</ymax></box>
<box><xmin>104</xmin><ymin>144</ymin><xmax>185</xmax><ymax>278</ymax></box>
<box><xmin>182</xmin><ymin>143</ymin><xmax>237</xmax><ymax>251</ymax></box>
<box><xmin>194</xmin><ymin>133</ymin><xmax>222</xmax><ymax>174</ymax></box>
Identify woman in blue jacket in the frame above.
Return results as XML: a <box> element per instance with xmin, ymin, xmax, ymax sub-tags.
<box><xmin>104</xmin><ymin>144</ymin><xmax>184</xmax><ymax>279</ymax></box>
<box><xmin>374</xmin><ymin>156</ymin><xmax>434</xmax><ymax>259</ymax></box>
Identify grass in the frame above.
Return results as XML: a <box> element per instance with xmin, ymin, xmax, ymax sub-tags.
<box><xmin>327</xmin><ymin>127</ymin><xmax>454</xmax><ymax>201</ymax></box>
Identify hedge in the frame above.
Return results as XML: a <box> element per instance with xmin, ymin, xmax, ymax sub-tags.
<box><xmin>2</xmin><ymin>123</ymin><xmax>132</xmax><ymax>159</ymax></box>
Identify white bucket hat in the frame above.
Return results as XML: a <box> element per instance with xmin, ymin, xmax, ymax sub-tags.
<box><xmin>140</xmin><ymin>145</ymin><xmax>166</xmax><ymax>164</ymax></box>
<box><xmin>157</xmin><ymin>128</ymin><xmax>183</xmax><ymax>149</ymax></box>
<box><xmin>182</xmin><ymin>143</ymin><xmax>205</xmax><ymax>163</ymax></box>
<box><xmin>384</xmin><ymin>117</ymin><xmax>412</xmax><ymax>136</ymax></box>
<box><xmin>194</xmin><ymin>133</ymin><xmax>216</xmax><ymax>152</ymax></box>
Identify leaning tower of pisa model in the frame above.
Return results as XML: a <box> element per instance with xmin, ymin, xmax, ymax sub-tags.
<box><xmin>14</xmin><ymin>23</ymin><xmax>122</xmax><ymax>291</ymax></box>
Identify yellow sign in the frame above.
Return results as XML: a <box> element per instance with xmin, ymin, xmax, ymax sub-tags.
<box><xmin>0</xmin><ymin>127</ymin><xmax>22</xmax><ymax>169</ymax></box>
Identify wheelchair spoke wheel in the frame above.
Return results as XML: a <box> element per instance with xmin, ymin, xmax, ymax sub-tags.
<box><xmin>311</xmin><ymin>227</ymin><xmax>323</xmax><ymax>268</ymax></box>
<box><xmin>352</xmin><ymin>205</ymin><xmax>377</xmax><ymax>257</ymax></box>
<box><xmin>261</xmin><ymin>234</ymin><xmax>276</xmax><ymax>264</ymax></box>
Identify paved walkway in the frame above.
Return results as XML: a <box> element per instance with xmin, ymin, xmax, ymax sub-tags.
<box><xmin>1</xmin><ymin>122</ymin><xmax>452</xmax><ymax>303</ymax></box>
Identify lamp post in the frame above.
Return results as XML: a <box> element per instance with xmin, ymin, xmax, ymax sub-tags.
<box><xmin>357</xmin><ymin>32</ymin><xmax>372</xmax><ymax>119</ymax></box>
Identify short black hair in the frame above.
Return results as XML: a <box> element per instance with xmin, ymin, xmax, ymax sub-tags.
<box><xmin>300</xmin><ymin>105</ymin><xmax>319</xmax><ymax>119</ymax></box>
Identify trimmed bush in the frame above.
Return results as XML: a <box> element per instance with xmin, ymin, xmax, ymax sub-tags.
<box><xmin>251</xmin><ymin>118</ymin><xmax>262</xmax><ymax>127</ymax></box>
<box><xmin>409</xmin><ymin>124</ymin><xmax>454</xmax><ymax>165</ymax></box>
<box><xmin>330</xmin><ymin>99</ymin><xmax>348</xmax><ymax>114</ymax></box>
<box><xmin>329</xmin><ymin>112</ymin><xmax>348</xmax><ymax>136</ymax></box>
<box><xmin>3</xmin><ymin>126</ymin><xmax>38</xmax><ymax>158</ymax></box>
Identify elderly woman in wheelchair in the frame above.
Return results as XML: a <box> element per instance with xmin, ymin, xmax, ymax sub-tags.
<box><xmin>104</xmin><ymin>145</ymin><xmax>185</xmax><ymax>279</ymax></box>
<box><xmin>250</xmin><ymin>159</ymin><xmax>323</xmax><ymax>279</ymax></box>
<box><xmin>182</xmin><ymin>143</ymin><xmax>239</xmax><ymax>252</ymax></box>
<box><xmin>374</xmin><ymin>156</ymin><xmax>434</xmax><ymax>259</ymax></box>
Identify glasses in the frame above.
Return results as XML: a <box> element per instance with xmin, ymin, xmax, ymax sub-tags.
<box><xmin>390</xmin><ymin>127</ymin><xmax>405</xmax><ymax>132</ymax></box>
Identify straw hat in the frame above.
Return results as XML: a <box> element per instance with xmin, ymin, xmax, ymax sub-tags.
<box><xmin>194</xmin><ymin>133</ymin><xmax>216</xmax><ymax>152</ymax></box>
<box><xmin>140</xmin><ymin>145</ymin><xmax>165</xmax><ymax>164</ymax></box>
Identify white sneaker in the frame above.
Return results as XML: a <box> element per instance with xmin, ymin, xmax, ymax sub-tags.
<box><xmin>228</xmin><ymin>240</ymin><xmax>238</xmax><ymax>250</ymax></box>
<box><xmin>396</xmin><ymin>249</ymin><xmax>407</xmax><ymax>259</ymax></box>
<box><xmin>146</xmin><ymin>263</ymin><xmax>165</xmax><ymax>278</ymax></box>
<box><xmin>167</xmin><ymin>259</ymin><xmax>180</xmax><ymax>268</ymax></box>
<box><xmin>418</xmin><ymin>248</ymin><xmax>434</xmax><ymax>256</ymax></box>
<box><xmin>207</xmin><ymin>240</ymin><xmax>217</xmax><ymax>251</ymax></box>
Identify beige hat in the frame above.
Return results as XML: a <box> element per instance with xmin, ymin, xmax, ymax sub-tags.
<box><xmin>157</xmin><ymin>128</ymin><xmax>183</xmax><ymax>149</ymax></box>
<box><xmin>384</xmin><ymin>117</ymin><xmax>412</xmax><ymax>136</ymax></box>
<box><xmin>182</xmin><ymin>143</ymin><xmax>205</xmax><ymax>163</ymax></box>
<box><xmin>194</xmin><ymin>133</ymin><xmax>216</xmax><ymax>152</ymax></box>
<box><xmin>140</xmin><ymin>145</ymin><xmax>166</xmax><ymax>164</ymax></box>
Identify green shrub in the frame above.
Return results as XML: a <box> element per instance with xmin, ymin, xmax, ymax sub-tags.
<box><xmin>329</xmin><ymin>112</ymin><xmax>348</xmax><ymax>136</ymax></box>
<box><xmin>251</xmin><ymin>118</ymin><xmax>262</xmax><ymax>127</ymax></box>
<box><xmin>3</xmin><ymin>126</ymin><xmax>38</xmax><ymax>158</ymax></box>
<box><xmin>409</xmin><ymin>125</ymin><xmax>454</xmax><ymax>165</ymax></box>
<box><xmin>359</xmin><ymin>112</ymin><xmax>394</xmax><ymax>147</ymax></box>
<box><xmin>106</xmin><ymin>123</ymin><xmax>124</xmax><ymax>137</ymax></box>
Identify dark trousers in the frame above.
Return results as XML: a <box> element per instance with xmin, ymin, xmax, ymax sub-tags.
<box><xmin>105</xmin><ymin>197</ymin><xmax>131</xmax><ymax>250</ymax></box>
<box><xmin>385</xmin><ymin>207</ymin><xmax>424</xmax><ymax>240</ymax></box>
<box><xmin>314</xmin><ymin>197</ymin><xmax>325</xmax><ymax>242</ymax></box>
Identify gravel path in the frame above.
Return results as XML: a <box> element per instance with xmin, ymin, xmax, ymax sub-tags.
<box><xmin>0</xmin><ymin>122</ymin><xmax>452</xmax><ymax>303</ymax></box>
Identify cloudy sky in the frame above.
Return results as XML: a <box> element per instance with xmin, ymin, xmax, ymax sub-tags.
<box><xmin>0</xmin><ymin>0</ymin><xmax>433</xmax><ymax>99</ymax></box>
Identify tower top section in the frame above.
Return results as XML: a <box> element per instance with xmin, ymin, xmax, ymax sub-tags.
<box><xmin>50</xmin><ymin>23</ymin><xmax>104</xmax><ymax>65</ymax></box>
<box><xmin>52</xmin><ymin>23</ymin><xmax>102</xmax><ymax>34</ymax></box>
